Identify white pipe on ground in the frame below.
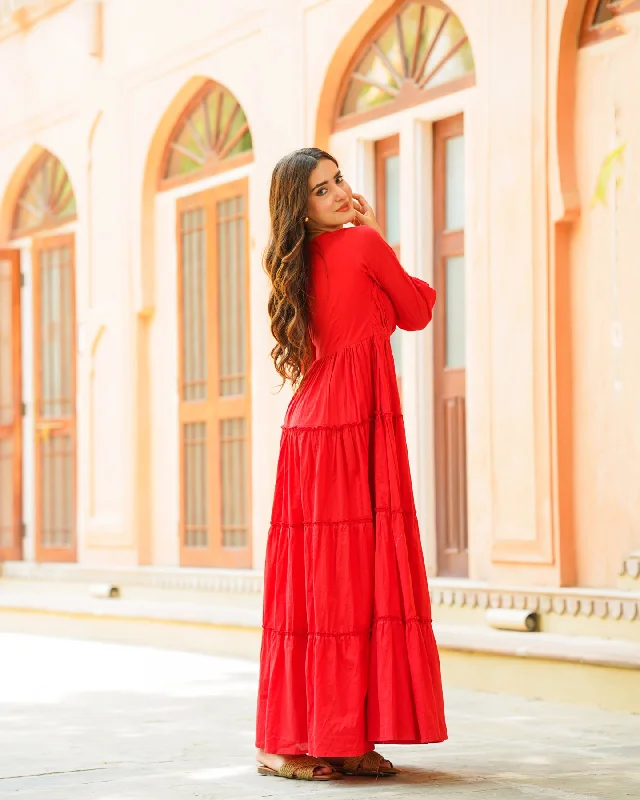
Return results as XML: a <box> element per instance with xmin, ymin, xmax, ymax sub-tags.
<box><xmin>486</xmin><ymin>608</ymin><xmax>538</xmax><ymax>632</ymax></box>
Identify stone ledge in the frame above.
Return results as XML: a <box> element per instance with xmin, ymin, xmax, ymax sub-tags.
<box><xmin>0</xmin><ymin>591</ymin><xmax>263</xmax><ymax>629</ymax></box>
<box><xmin>433</xmin><ymin>623</ymin><xmax>640</xmax><ymax>670</ymax></box>
<box><xmin>0</xmin><ymin>561</ymin><xmax>264</xmax><ymax>594</ymax></box>
<box><xmin>3</xmin><ymin>562</ymin><xmax>640</xmax><ymax>623</ymax></box>
<box><xmin>1</xmin><ymin>584</ymin><xmax>639</xmax><ymax>670</ymax></box>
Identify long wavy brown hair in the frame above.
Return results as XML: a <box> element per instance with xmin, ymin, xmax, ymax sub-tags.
<box><xmin>264</xmin><ymin>147</ymin><xmax>338</xmax><ymax>390</ymax></box>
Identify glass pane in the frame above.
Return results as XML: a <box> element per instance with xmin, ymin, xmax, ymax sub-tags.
<box><xmin>340</xmin><ymin>5</ymin><xmax>474</xmax><ymax>119</ymax></box>
<box><xmin>12</xmin><ymin>153</ymin><xmax>76</xmax><ymax>235</ymax></box>
<box><xmin>218</xmin><ymin>91</ymin><xmax>238</xmax><ymax>138</ymax></box>
<box><xmin>183</xmin><ymin>422</ymin><xmax>209</xmax><ymax>548</ymax></box>
<box><xmin>165</xmin><ymin>85</ymin><xmax>253</xmax><ymax>179</ymax></box>
<box><xmin>0</xmin><ymin>436</ymin><xmax>13</xmax><ymax>549</ymax></box>
<box><xmin>445</xmin><ymin>135</ymin><xmax>465</xmax><ymax>231</ymax></box>
<box><xmin>220</xmin><ymin>417</ymin><xmax>248</xmax><ymax>548</ymax></box>
<box><xmin>218</xmin><ymin>197</ymin><xmax>246</xmax><ymax>397</ymax></box>
<box><xmin>593</xmin><ymin>0</ymin><xmax>613</xmax><ymax>25</ymax></box>
<box><xmin>39</xmin><ymin>246</ymin><xmax>73</xmax><ymax>419</ymax></box>
<box><xmin>167</xmin><ymin>146</ymin><xmax>202</xmax><ymax>179</ymax></box>
<box><xmin>385</xmin><ymin>154</ymin><xmax>401</xmax><ymax>247</ymax></box>
<box><xmin>206</xmin><ymin>89</ymin><xmax>222</xmax><ymax>147</ymax></box>
<box><xmin>222</xmin><ymin>107</ymin><xmax>249</xmax><ymax>157</ymax></box>
<box><xmin>0</xmin><ymin>259</ymin><xmax>13</xmax><ymax>426</ymax></box>
<box><xmin>377</xmin><ymin>21</ymin><xmax>406</xmax><ymax>80</ymax></box>
<box><xmin>416</xmin><ymin>6</ymin><xmax>448</xmax><ymax>74</ymax></box>
<box><xmin>446</xmin><ymin>256</ymin><xmax>465</xmax><ymax>369</ymax></box>
<box><xmin>180</xmin><ymin>209</ymin><xmax>208</xmax><ymax>402</ymax></box>
<box><xmin>425</xmin><ymin>38</ymin><xmax>474</xmax><ymax>90</ymax></box>
<box><xmin>423</xmin><ymin>15</ymin><xmax>472</xmax><ymax>86</ymax></box>
<box><xmin>400</xmin><ymin>3</ymin><xmax>425</xmax><ymax>73</ymax></box>
<box><xmin>342</xmin><ymin>46</ymin><xmax>396</xmax><ymax>115</ymax></box>
<box><xmin>40</xmin><ymin>434</ymin><xmax>73</xmax><ymax>549</ymax></box>
<box><xmin>226</xmin><ymin>128</ymin><xmax>253</xmax><ymax>159</ymax></box>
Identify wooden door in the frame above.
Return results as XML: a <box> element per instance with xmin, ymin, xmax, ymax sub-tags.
<box><xmin>433</xmin><ymin>115</ymin><xmax>468</xmax><ymax>577</ymax></box>
<box><xmin>33</xmin><ymin>235</ymin><xmax>77</xmax><ymax>562</ymax></box>
<box><xmin>177</xmin><ymin>179</ymin><xmax>252</xmax><ymax>568</ymax></box>
<box><xmin>375</xmin><ymin>134</ymin><xmax>403</xmax><ymax>397</ymax></box>
<box><xmin>0</xmin><ymin>250</ymin><xmax>22</xmax><ymax>561</ymax></box>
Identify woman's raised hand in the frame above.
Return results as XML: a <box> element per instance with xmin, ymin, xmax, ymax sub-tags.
<box><xmin>352</xmin><ymin>193</ymin><xmax>383</xmax><ymax>236</ymax></box>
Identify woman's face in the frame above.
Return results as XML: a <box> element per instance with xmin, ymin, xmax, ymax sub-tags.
<box><xmin>305</xmin><ymin>158</ymin><xmax>353</xmax><ymax>234</ymax></box>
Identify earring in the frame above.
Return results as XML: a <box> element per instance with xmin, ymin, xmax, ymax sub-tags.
<box><xmin>304</xmin><ymin>217</ymin><xmax>309</xmax><ymax>222</ymax></box>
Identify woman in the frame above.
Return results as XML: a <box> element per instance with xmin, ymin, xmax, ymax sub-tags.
<box><xmin>255</xmin><ymin>148</ymin><xmax>447</xmax><ymax>781</ymax></box>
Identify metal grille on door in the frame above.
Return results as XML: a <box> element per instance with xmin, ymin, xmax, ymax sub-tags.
<box><xmin>177</xmin><ymin>181</ymin><xmax>251</xmax><ymax>568</ymax></box>
<box><xmin>34</xmin><ymin>237</ymin><xmax>76</xmax><ymax>561</ymax></box>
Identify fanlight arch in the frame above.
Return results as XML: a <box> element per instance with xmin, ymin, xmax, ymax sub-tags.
<box><xmin>10</xmin><ymin>150</ymin><xmax>76</xmax><ymax>238</ymax></box>
<box><xmin>334</xmin><ymin>0</ymin><xmax>475</xmax><ymax>132</ymax></box>
<box><xmin>159</xmin><ymin>79</ymin><xmax>253</xmax><ymax>189</ymax></box>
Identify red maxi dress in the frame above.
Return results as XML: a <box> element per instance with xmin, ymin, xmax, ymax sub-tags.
<box><xmin>256</xmin><ymin>224</ymin><xmax>447</xmax><ymax>757</ymax></box>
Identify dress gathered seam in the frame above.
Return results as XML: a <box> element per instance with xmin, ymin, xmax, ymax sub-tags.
<box><xmin>263</xmin><ymin>616</ymin><xmax>433</xmax><ymax>638</ymax></box>
<box><xmin>270</xmin><ymin>507</ymin><xmax>417</xmax><ymax>528</ymax></box>
<box><xmin>282</xmin><ymin>410</ymin><xmax>401</xmax><ymax>432</ymax></box>
<box><xmin>307</xmin><ymin>330</ymin><xmax>389</xmax><ymax>367</ymax></box>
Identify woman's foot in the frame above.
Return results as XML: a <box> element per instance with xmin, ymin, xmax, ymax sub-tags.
<box><xmin>256</xmin><ymin>748</ymin><xmax>334</xmax><ymax>776</ymax></box>
<box><xmin>323</xmin><ymin>750</ymin><xmax>400</xmax><ymax>777</ymax></box>
<box><xmin>322</xmin><ymin>755</ymin><xmax>394</xmax><ymax>770</ymax></box>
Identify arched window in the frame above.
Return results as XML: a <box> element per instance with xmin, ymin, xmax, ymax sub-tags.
<box><xmin>155</xmin><ymin>80</ymin><xmax>254</xmax><ymax>568</ymax></box>
<box><xmin>335</xmin><ymin>1</ymin><xmax>474</xmax><ymax>132</ymax></box>
<box><xmin>11</xmin><ymin>151</ymin><xmax>76</xmax><ymax>238</ymax></box>
<box><xmin>7</xmin><ymin>148</ymin><xmax>78</xmax><ymax>561</ymax></box>
<box><xmin>580</xmin><ymin>0</ymin><xmax>640</xmax><ymax>47</ymax></box>
<box><xmin>159</xmin><ymin>80</ymin><xmax>253</xmax><ymax>189</ymax></box>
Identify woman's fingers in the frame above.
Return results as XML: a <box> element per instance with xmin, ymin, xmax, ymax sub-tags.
<box><xmin>352</xmin><ymin>204</ymin><xmax>383</xmax><ymax>235</ymax></box>
<box><xmin>352</xmin><ymin>193</ymin><xmax>372</xmax><ymax>214</ymax></box>
<box><xmin>353</xmin><ymin>207</ymin><xmax>375</xmax><ymax>229</ymax></box>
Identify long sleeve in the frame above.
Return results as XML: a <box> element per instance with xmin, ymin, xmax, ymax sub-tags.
<box><xmin>362</xmin><ymin>227</ymin><xmax>436</xmax><ymax>331</ymax></box>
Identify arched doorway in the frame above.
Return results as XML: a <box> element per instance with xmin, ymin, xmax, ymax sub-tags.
<box><xmin>156</xmin><ymin>79</ymin><xmax>254</xmax><ymax>568</ymax></box>
<box><xmin>319</xmin><ymin>0</ymin><xmax>475</xmax><ymax>576</ymax></box>
<box><xmin>1</xmin><ymin>150</ymin><xmax>77</xmax><ymax>562</ymax></box>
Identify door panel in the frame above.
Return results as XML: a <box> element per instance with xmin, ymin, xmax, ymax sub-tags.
<box><xmin>33</xmin><ymin>235</ymin><xmax>77</xmax><ymax>562</ymax></box>
<box><xmin>434</xmin><ymin>115</ymin><xmax>468</xmax><ymax>577</ymax></box>
<box><xmin>177</xmin><ymin>180</ymin><xmax>251</xmax><ymax>568</ymax></box>
<box><xmin>0</xmin><ymin>250</ymin><xmax>22</xmax><ymax>561</ymax></box>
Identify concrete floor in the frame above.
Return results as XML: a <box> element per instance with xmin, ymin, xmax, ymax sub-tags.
<box><xmin>1</xmin><ymin>633</ymin><xmax>639</xmax><ymax>799</ymax></box>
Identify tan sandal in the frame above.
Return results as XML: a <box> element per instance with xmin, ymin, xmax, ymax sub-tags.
<box><xmin>257</xmin><ymin>754</ymin><xmax>344</xmax><ymax>781</ymax></box>
<box><xmin>337</xmin><ymin>750</ymin><xmax>400</xmax><ymax>777</ymax></box>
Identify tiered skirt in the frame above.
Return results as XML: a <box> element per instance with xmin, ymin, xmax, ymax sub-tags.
<box><xmin>255</xmin><ymin>334</ymin><xmax>447</xmax><ymax>756</ymax></box>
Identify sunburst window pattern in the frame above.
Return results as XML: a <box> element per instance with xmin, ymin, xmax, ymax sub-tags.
<box><xmin>11</xmin><ymin>152</ymin><xmax>76</xmax><ymax>236</ymax></box>
<box><xmin>164</xmin><ymin>83</ymin><xmax>253</xmax><ymax>182</ymax></box>
<box><xmin>341</xmin><ymin>2</ymin><xmax>474</xmax><ymax>118</ymax></box>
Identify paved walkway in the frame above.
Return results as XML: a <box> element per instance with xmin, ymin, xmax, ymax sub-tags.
<box><xmin>1</xmin><ymin>634</ymin><xmax>639</xmax><ymax>799</ymax></box>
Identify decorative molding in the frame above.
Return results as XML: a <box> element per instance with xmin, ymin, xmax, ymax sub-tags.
<box><xmin>3</xmin><ymin>564</ymin><xmax>640</xmax><ymax>619</ymax></box>
<box><xmin>620</xmin><ymin>552</ymin><xmax>640</xmax><ymax>580</ymax></box>
<box><xmin>429</xmin><ymin>580</ymin><xmax>640</xmax><ymax>622</ymax></box>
